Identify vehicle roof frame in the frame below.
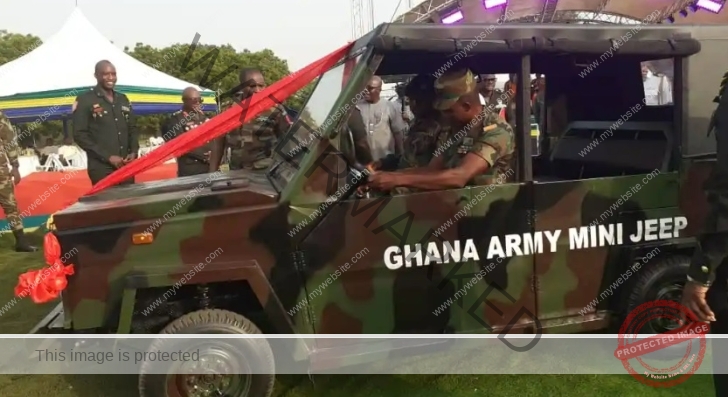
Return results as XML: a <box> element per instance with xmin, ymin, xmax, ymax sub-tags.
<box><xmin>366</xmin><ymin>23</ymin><xmax>700</xmax><ymax>58</ymax></box>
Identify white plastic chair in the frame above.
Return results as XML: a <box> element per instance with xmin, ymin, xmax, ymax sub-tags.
<box><xmin>40</xmin><ymin>154</ymin><xmax>66</xmax><ymax>171</ymax></box>
<box><xmin>64</xmin><ymin>152</ymin><xmax>86</xmax><ymax>169</ymax></box>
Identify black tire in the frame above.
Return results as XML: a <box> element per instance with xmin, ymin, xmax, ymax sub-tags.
<box><xmin>138</xmin><ymin>309</ymin><xmax>275</xmax><ymax>397</ymax></box>
<box><xmin>623</xmin><ymin>255</ymin><xmax>689</xmax><ymax>334</ymax></box>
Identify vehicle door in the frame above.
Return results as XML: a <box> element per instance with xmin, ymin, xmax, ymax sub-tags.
<box><xmin>303</xmin><ymin>175</ymin><xmax>537</xmax><ymax>336</ymax></box>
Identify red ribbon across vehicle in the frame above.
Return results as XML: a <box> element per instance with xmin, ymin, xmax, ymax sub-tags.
<box><xmin>14</xmin><ymin>42</ymin><xmax>354</xmax><ymax>303</ymax></box>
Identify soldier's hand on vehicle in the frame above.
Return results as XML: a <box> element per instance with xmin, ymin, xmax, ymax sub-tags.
<box><xmin>367</xmin><ymin>172</ymin><xmax>399</xmax><ymax>192</ymax></box>
<box><xmin>11</xmin><ymin>168</ymin><xmax>21</xmax><ymax>185</ymax></box>
<box><xmin>123</xmin><ymin>154</ymin><xmax>136</xmax><ymax>164</ymax></box>
<box><xmin>109</xmin><ymin>155</ymin><xmax>125</xmax><ymax>168</ymax></box>
<box><xmin>681</xmin><ymin>280</ymin><xmax>716</xmax><ymax>322</ymax></box>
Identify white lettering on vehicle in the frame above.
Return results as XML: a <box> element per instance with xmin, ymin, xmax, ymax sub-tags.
<box><xmin>383</xmin><ymin>217</ymin><xmax>688</xmax><ymax>269</ymax></box>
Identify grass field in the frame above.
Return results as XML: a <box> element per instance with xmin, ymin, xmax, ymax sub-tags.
<box><xmin>0</xmin><ymin>232</ymin><xmax>717</xmax><ymax>396</ymax></box>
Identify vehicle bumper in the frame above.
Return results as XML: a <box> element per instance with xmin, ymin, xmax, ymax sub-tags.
<box><xmin>29</xmin><ymin>303</ymin><xmax>65</xmax><ymax>334</ymax></box>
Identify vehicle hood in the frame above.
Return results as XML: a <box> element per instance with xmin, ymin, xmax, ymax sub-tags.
<box><xmin>53</xmin><ymin>170</ymin><xmax>278</xmax><ymax>231</ymax></box>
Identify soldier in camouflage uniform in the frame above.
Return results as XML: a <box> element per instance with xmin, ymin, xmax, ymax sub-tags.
<box><xmin>0</xmin><ymin>112</ymin><xmax>37</xmax><ymax>252</ymax></box>
<box><xmin>162</xmin><ymin>87</ymin><xmax>211</xmax><ymax>177</ymax></box>
<box><xmin>397</xmin><ymin>74</ymin><xmax>448</xmax><ymax>169</ymax></box>
<box><xmin>208</xmin><ymin>68</ymin><xmax>290</xmax><ymax>172</ymax></box>
<box><xmin>367</xmin><ymin>68</ymin><xmax>515</xmax><ymax>192</ymax></box>
<box><xmin>683</xmin><ymin>71</ymin><xmax>728</xmax><ymax>396</ymax></box>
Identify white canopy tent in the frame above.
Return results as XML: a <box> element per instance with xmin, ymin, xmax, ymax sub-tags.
<box><xmin>0</xmin><ymin>7</ymin><xmax>217</xmax><ymax>121</ymax></box>
<box><xmin>0</xmin><ymin>8</ymin><xmax>210</xmax><ymax>96</ymax></box>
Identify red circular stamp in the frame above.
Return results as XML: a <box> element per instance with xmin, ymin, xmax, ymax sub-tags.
<box><xmin>614</xmin><ymin>300</ymin><xmax>708</xmax><ymax>387</ymax></box>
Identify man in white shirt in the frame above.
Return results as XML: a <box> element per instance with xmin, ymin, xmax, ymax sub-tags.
<box><xmin>358</xmin><ymin>76</ymin><xmax>407</xmax><ymax>161</ymax></box>
<box><xmin>642</xmin><ymin>63</ymin><xmax>673</xmax><ymax>106</ymax></box>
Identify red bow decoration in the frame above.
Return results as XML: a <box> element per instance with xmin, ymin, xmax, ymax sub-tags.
<box><xmin>15</xmin><ymin>233</ymin><xmax>75</xmax><ymax>303</ymax></box>
<box><xmin>14</xmin><ymin>43</ymin><xmax>353</xmax><ymax>303</ymax></box>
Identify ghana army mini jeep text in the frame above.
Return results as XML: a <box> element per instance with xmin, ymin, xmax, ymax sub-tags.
<box><xmin>32</xmin><ymin>23</ymin><xmax>728</xmax><ymax>397</ymax></box>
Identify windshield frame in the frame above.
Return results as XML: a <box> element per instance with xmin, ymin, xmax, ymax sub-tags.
<box><xmin>267</xmin><ymin>45</ymin><xmax>373</xmax><ymax>194</ymax></box>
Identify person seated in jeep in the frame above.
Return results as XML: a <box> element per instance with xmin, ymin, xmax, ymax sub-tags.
<box><xmin>367</xmin><ymin>68</ymin><xmax>515</xmax><ymax>192</ymax></box>
<box><xmin>396</xmin><ymin>74</ymin><xmax>449</xmax><ymax>169</ymax></box>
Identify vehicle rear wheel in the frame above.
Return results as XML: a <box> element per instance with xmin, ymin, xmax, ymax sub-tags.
<box><xmin>623</xmin><ymin>254</ymin><xmax>689</xmax><ymax>334</ymax></box>
<box><xmin>138</xmin><ymin>309</ymin><xmax>275</xmax><ymax>397</ymax></box>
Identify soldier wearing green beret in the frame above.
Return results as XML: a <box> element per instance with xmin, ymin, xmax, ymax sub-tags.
<box><xmin>367</xmin><ymin>68</ymin><xmax>515</xmax><ymax>192</ymax></box>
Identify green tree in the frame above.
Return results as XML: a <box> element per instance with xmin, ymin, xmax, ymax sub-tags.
<box><xmin>0</xmin><ymin>32</ymin><xmax>60</xmax><ymax>145</ymax></box>
<box><xmin>125</xmin><ymin>40</ymin><xmax>312</xmax><ymax>138</ymax></box>
<box><xmin>0</xmin><ymin>31</ymin><xmax>41</xmax><ymax>65</ymax></box>
<box><xmin>0</xmin><ymin>31</ymin><xmax>313</xmax><ymax>144</ymax></box>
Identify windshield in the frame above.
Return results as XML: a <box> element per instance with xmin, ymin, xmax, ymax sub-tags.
<box><xmin>268</xmin><ymin>53</ymin><xmax>364</xmax><ymax>192</ymax></box>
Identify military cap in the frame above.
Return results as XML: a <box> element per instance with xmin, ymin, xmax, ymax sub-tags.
<box><xmin>479</xmin><ymin>74</ymin><xmax>497</xmax><ymax>80</ymax></box>
<box><xmin>405</xmin><ymin>74</ymin><xmax>437</xmax><ymax>98</ymax></box>
<box><xmin>433</xmin><ymin>69</ymin><xmax>477</xmax><ymax>110</ymax></box>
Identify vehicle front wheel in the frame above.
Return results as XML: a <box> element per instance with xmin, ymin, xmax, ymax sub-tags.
<box><xmin>622</xmin><ymin>254</ymin><xmax>689</xmax><ymax>335</ymax></box>
<box><xmin>138</xmin><ymin>309</ymin><xmax>275</xmax><ymax>397</ymax></box>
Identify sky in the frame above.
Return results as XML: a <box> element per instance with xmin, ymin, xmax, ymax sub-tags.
<box><xmin>0</xmin><ymin>0</ymin><xmax>412</xmax><ymax>71</ymax></box>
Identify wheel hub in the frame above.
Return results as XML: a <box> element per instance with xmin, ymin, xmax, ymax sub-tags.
<box><xmin>651</xmin><ymin>282</ymin><xmax>684</xmax><ymax>333</ymax></box>
<box><xmin>168</xmin><ymin>346</ymin><xmax>252</xmax><ymax>397</ymax></box>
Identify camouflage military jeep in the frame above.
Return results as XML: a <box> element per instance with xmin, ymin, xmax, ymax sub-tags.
<box><xmin>33</xmin><ymin>23</ymin><xmax>728</xmax><ymax>396</ymax></box>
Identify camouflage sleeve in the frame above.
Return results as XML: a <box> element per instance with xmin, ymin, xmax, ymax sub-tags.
<box><xmin>471</xmin><ymin>122</ymin><xmax>515</xmax><ymax>167</ymax></box>
<box><xmin>0</xmin><ymin>112</ymin><xmax>19</xmax><ymax>166</ymax></box>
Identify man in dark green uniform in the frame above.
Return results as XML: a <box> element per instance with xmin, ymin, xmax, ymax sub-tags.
<box><xmin>209</xmin><ymin>67</ymin><xmax>290</xmax><ymax>172</ymax></box>
<box><xmin>73</xmin><ymin>60</ymin><xmax>138</xmax><ymax>185</ymax></box>
<box><xmin>682</xmin><ymin>72</ymin><xmax>728</xmax><ymax>396</ymax></box>
<box><xmin>397</xmin><ymin>74</ymin><xmax>448</xmax><ymax>169</ymax></box>
<box><xmin>162</xmin><ymin>87</ymin><xmax>211</xmax><ymax>177</ymax></box>
<box><xmin>367</xmin><ymin>69</ymin><xmax>515</xmax><ymax>192</ymax></box>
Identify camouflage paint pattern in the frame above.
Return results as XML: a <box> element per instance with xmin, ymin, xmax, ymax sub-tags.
<box><xmin>44</xmin><ymin>42</ymin><xmax>715</xmax><ymax>369</ymax></box>
<box><xmin>0</xmin><ymin>111</ymin><xmax>22</xmax><ymax>231</ymax></box>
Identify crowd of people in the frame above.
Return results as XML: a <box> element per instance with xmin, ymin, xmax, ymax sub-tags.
<box><xmin>0</xmin><ymin>56</ymin><xmax>675</xmax><ymax>253</ymax></box>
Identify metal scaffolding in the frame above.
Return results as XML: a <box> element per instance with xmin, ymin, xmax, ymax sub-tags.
<box><xmin>395</xmin><ymin>0</ymin><xmax>698</xmax><ymax>25</ymax></box>
<box><xmin>351</xmin><ymin>0</ymin><xmax>376</xmax><ymax>40</ymax></box>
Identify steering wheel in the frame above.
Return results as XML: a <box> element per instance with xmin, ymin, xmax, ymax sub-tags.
<box><xmin>338</xmin><ymin>161</ymin><xmax>373</xmax><ymax>200</ymax></box>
